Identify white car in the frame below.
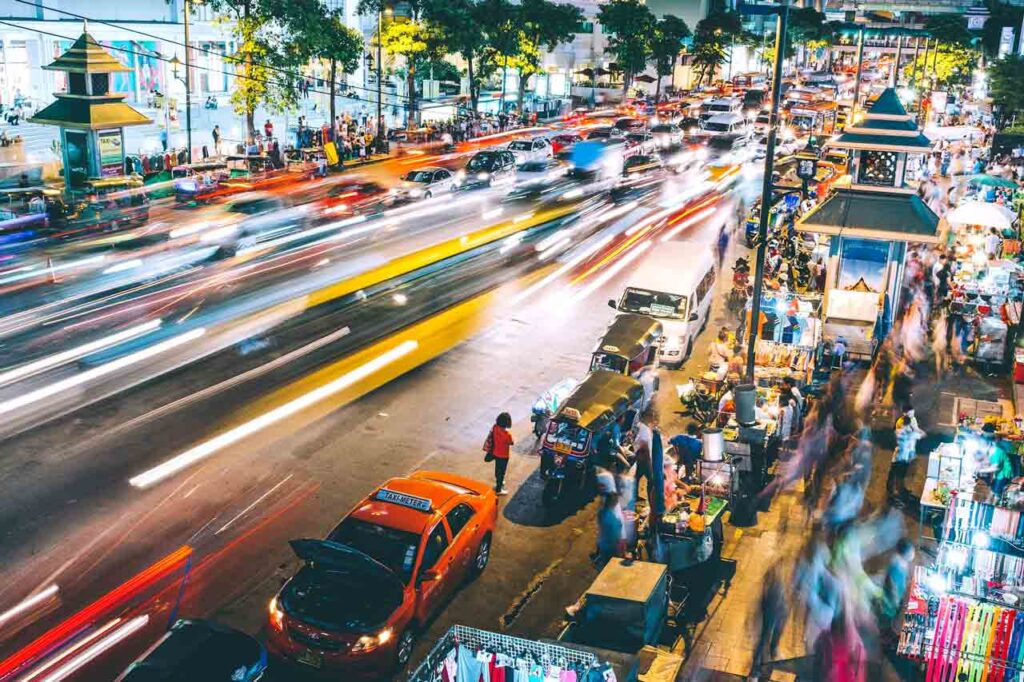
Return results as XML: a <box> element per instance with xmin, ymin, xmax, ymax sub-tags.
<box><xmin>649</xmin><ymin>124</ymin><xmax>683</xmax><ymax>150</ymax></box>
<box><xmin>625</xmin><ymin>132</ymin><xmax>657</xmax><ymax>155</ymax></box>
<box><xmin>515</xmin><ymin>158</ymin><xmax>567</xmax><ymax>186</ymax></box>
<box><xmin>391</xmin><ymin>166</ymin><xmax>459</xmax><ymax>200</ymax></box>
<box><xmin>507</xmin><ymin>137</ymin><xmax>553</xmax><ymax>165</ymax></box>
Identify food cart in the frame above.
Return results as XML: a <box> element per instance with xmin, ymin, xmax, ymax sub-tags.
<box><xmin>285</xmin><ymin>147</ymin><xmax>326</xmax><ymax>179</ymax></box>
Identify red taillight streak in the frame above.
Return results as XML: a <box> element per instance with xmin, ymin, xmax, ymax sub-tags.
<box><xmin>0</xmin><ymin>545</ymin><xmax>192</xmax><ymax>679</ymax></box>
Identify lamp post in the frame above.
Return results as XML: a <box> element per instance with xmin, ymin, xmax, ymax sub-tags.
<box><xmin>850</xmin><ymin>26</ymin><xmax>865</xmax><ymax>123</ymax></box>
<box><xmin>892</xmin><ymin>35</ymin><xmax>903</xmax><ymax>88</ymax></box>
<box><xmin>741</xmin><ymin>1</ymin><xmax>789</xmax><ymax>383</ymax></box>
<box><xmin>168</xmin><ymin>53</ymin><xmax>192</xmax><ymax>163</ymax></box>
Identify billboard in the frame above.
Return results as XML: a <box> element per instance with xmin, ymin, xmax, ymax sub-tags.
<box><xmin>98</xmin><ymin>130</ymin><xmax>124</xmax><ymax>177</ymax></box>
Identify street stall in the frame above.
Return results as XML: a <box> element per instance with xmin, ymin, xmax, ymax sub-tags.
<box><xmin>645</xmin><ymin>490</ymin><xmax>729</xmax><ymax>572</ymax></box>
<box><xmin>745</xmin><ymin>292</ymin><xmax>823</xmax><ymax>386</ymax></box>
<box><xmin>408</xmin><ymin>624</ymin><xmax>620</xmax><ymax>682</ymax></box>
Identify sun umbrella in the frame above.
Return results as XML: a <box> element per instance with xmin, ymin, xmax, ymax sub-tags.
<box><xmin>633</xmin><ymin>74</ymin><xmax>657</xmax><ymax>83</ymax></box>
<box><xmin>576</xmin><ymin>68</ymin><xmax>595</xmax><ymax>78</ymax></box>
<box><xmin>595</xmin><ymin>67</ymin><xmax>612</xmax><ymax>76</ymax></box>
<box><xmin>946</xmin><ymin>200</ymin><xmax>1018</xmax><ymax>229</ymax></box>
<box><xmin>968</xmin><ymin>174</ymin><xmax>1018</xmax><ymax>189</ymax></box>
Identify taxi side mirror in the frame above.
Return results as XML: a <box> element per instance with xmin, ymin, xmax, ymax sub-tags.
<box><xmin>689</xmin><ymin>312</ymin><xmax>699</xmax><ymax>322</ymax></box>
<box><xmin>607</xmin><ymin>299</ymin><xmax>617</xmax><ymax>309</ymax></box>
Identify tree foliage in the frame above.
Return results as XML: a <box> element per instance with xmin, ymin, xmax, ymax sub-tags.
<box><xmin>514</xmin><ymin>0</ymin><xmax>583</xmax><ymax>109</ymax></box>
<box><xmin>650</xmin><ymin>15</ymin><xmax>691</xmax><ymax>99</ymax></box>
<box><xmin>597</xmin><ymin>0</ymin><xmax>657</xmax><ymax>93</ymax></box>
<box><xmin>990</xmin><ymin>55</ymin><xmax>1024</xmax><ymax>124</ymax></box>
<box><xmin>981</xmin><ymin>0</ymin><xmax>1024</xmax><ymax>58</ymax></box>
<box><xmin>421</xmin><ymin>0</ymin><xmax>491</xmax><ymax>113</ymax></box>
<box><xmin>902</xmin><ymin>46</ymin><xmax>975</xmax><ymax>90</ymax></box>
<box><xmin>692</xmin><ymin>11</ymin><xmax>745</xmax><ymax>85</ymax></box>
<box><xmin>925</xmin><ymin>14</ymin><xmax>976</xmax><ymax>48</ymax></box>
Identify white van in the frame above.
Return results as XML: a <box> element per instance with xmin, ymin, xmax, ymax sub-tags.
<box><xmin>610</xmin><ymin>242</ymin><xmax>716</xmax><ymax>368</ymax></box>
<box><xmin>701</xmin><ymin>113</ymin><xmax>748</xmax><ymax>136</ymax></box>
<box><xmin>699</xmin><ymin>97</ymin><xmax>742</xmax><ymax>122</ymax></box>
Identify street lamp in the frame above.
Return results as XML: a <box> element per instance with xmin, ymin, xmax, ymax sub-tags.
<box><xmin>168</xmin><ymin>52</ymin><xmax>192</xmax><ymax>163</ymax></box>
<box><xmin>739</xmin><ymin>1</ymin><xmax>788</xmax><ymax>383</ymax></box>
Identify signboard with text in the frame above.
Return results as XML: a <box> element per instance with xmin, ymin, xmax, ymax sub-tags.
<box><xmin>999</xmin><ymin>26</ymin><xmax>1015</xmax><ymax>58</ymax></box>
<box><xmin>98</xmin><ymin>130</ymin><xmax>124</xmax><ymax>178</ymax></box>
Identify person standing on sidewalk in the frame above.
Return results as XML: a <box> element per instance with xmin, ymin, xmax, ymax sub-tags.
<box><xmin>886</xmin><ymin>404</ymin><xmax>924</xmax><ymax>506</ymax></box>
<box><xmin>212</xmin><ymin>125</ymin><xmax>222</xmax><ymax>156</ymax></box>
<box><xmin>633</xmin><ymin>407</ymin><xmax>656</xmax><ymax>502</ymax></box>
<box><xmin>483</xmin><ymin>412</ymin><xmax>514</xmax><ymax>495</ymax></box>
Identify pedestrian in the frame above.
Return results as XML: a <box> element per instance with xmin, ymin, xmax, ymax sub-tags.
<box><xmin>886</xmin><ymin>404</ymin><xmax>924</xmax><ymax>506</ymax></box>
<box><xmin>715</xmin><ymin>223</ymin><xmax>729</xmax><ymax>270</ymax></box>
<box><xmin>212</xmin><ymin>124</ymin><xmax>222</xmax><ymax>156</ymax></box>
<box><xmin>668</xmin><ymin>423</ymin><xmax>702</xmax><ymax>480</ymax></box>
<box><xmin>874</xmin><ymin>538</ymin><xmax>914</xmax><ymax>629</ymax></box>
<box><xmin>483</xmin><ymin>412</ymin><xmax>514</xmax><ymax>495</ymax></box>
<box><xmin>593</xmin><ymin>492</ymin><xmax>625</xmax><ymax>566</ymax></box>
<box><xmin>750</xmin><ymin>565</ymin><xmax>789</xmax><ymax>681</ymax></box>
<box><xmin>980</xmin><ymin>422</ymin><xmax>1015</xmax><ymax>500</ymax></box>
<box><xmin>264</xmin><ymin>119</ymin><xmax>273</xmax><ymax>140</ymax></box>
<box><xmin>633</xmin><ymin>406</ymin><xmax>656</xmax><ymax>502</ymax></box>
<box><xmin>708</xmin><ymin>330</ymin><xmax>731</xmax><ymax>369</ymax></box>
<box><xmin>985</xmin><ymin>226</ymin><xmax>1003</xmax><ymax>260</ymax></box>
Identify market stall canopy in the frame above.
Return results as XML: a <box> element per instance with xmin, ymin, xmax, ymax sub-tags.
<box><xmin>826</xmin><ymin>88</ymin><xmax>932</xmax><ymax>153</ymax></box>
<box><xmin>946</xmin><ymin>201</ymin><xmax>1018</xmax><ymax>229</ymax></box>
<box><xmin>968</xmin><ymin>174</ymin><xmax>1018</xmax><ymax>189</ymax></box>
<box><xmin>796</xmin><ymin>187</ymin><xmax>943</xmax><ymax>243</ymax></box>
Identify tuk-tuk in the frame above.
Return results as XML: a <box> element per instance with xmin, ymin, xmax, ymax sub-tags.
<box><xmin>226</xmin><ymin>154</ymin><xmax>277</xmax><ymax>180</ymax></box>
<box><xmin>0</xmin><ymin>186</ymin><xmax>57</xmax><ymax>248</ymax></box>
<box><xmin>540</xmin><ymin>372</ymin><xmax>645</xmax><ymax>506</ymax></box>
<box><xmin>172</xmin><ymin>161</ymin><xmax>229</xmax><ymax>203</ymax></box>
<box><xmin>51</xmin><ymin>176</ymin><xmax>149</xmax><ymax>238</ymax></box>
<box><xmin>286</xmin><ymin>147</ymin><xmax>325</xmax><ymax>179</ymax></box>
<box><xmin>591</xmin><ymin>313</ymin><xmax>663</xmax><ymax>376</ymax></box>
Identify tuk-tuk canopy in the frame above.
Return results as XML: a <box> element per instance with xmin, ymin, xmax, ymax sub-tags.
<box><xmin>557</xmin><ymin>372</ymin><xmax>644</xmax><ymax>434</ymax></box>
<box><xmin>592</xmin><ymin>313</ymin><xmax>663</xmax><ymax>361</ymax></box>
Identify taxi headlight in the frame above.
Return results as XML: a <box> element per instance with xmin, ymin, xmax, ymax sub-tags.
<box><xmin>352</xmin><ymin>628</ymin><xmax>393</xmax><ymax>653</ymax></box>
<box><xmin>409</xmin><ymin>188</ymin><xmax>423</xmax><ymax>198</ymax></box>
<box><xmin>269</xmin><ymin>596</ymin><xmax>285</xmax><ymax>631</ymax></box>
<box><xmin>476</xmin><ymin>171</ymin><xmax>490</xmax><ymax>180</ymax></box>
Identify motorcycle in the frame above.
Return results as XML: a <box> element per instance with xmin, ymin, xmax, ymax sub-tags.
<box><xmin>677</xmin><ymin>378</ymin><xmax>721</xmax><ymax>427</ymax></box>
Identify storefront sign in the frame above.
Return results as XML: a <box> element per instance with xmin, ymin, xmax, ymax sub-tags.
<box><xmin>999</xmin><ymin>26</ymin><xmax>1015</xmax><ymax>58</ymax></box>
<box><xmin>98</xmin><ymin>129</ymin><xmax>124</xmax><ymax>178</ymax></box>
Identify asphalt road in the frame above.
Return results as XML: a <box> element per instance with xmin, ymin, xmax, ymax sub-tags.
<box><xmin>0</xmin><ymin>160</ymin><xmax>756</xmax><ymax>681</ymax></box>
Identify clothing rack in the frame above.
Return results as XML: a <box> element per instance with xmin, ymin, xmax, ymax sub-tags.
<box><xmin>408</xmin><ymin>625</ymin><xmax>600</xmax><ymax>682</ymax></box>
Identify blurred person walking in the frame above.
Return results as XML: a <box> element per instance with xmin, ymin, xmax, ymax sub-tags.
<box><xmin>750</xmin><ymin>565</ymin><xmax>789</xmax><ymax>681</ymax></box>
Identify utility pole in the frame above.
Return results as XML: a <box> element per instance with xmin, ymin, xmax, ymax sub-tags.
<box><xmin>743</xmin><ymin>2</ymin><xmax>788</xmax><ymax>382</ymax></box>
<box><xmin>376</xmin><ymin>8</ymin><xmax>384</xmax><ymax>152</ymax></box>
<box><xmin>911</xmin><ymin>37</ymin><xmax>924</xmax><ymax>89</ymax></box>
<box><xmin>850</xmin><ymin>26</ymin><xmax>865</xmax><ymax>122</ymax></box>
<box><xmin>183</xmin><ymin>0</ymin><xmax>193</xmax><ymax>163</ymax></box>
<box><xmin>892</xmin><ymin>35</ymin><xmax>903</xmax><ymax>88</ymax></box>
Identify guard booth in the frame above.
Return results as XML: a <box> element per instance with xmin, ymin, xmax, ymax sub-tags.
<box><xmin>796</xmin><ymin>88</ymin><xmax>944</xmax><ymax>359</ymax></box>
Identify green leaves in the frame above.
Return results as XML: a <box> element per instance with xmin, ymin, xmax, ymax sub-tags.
<box><xmin>692</xmin><ymin>11</ymin><xmax>744</xmax><ymax>85</ymax></box>
<box><xmin>989</xmin><ymin>55</ymin><xmax>1024</xmax><ymax>123</ymax></box>
<box><xmin>597</xmin><ymin>0</ymin><xmax>657</xmax><ymax>89</ymax></box>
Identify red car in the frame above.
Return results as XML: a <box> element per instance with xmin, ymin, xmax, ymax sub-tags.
<box><xmin>549</xmin><ymin>133</ymin><xmax>583</xmax><ymax>155</ymax></box>
<box><xmin>313</xmin><ymin>178</ymin><xmax>390</xmax><ymax>220</ymax></box>
<box><xmin>267</xmin><ymin>471</ymin><xmax>498</xmax><ymax>678</ymax></box>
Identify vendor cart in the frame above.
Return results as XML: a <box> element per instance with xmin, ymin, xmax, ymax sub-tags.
<box><xmin>649</xmin><ymin>494</ymin><xmax>728</xmax><ymax>572</ymax></box>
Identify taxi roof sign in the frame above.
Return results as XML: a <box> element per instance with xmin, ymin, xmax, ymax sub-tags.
<box><xmin>375</xmin><ymin>488</ymin><xmax>433</xmax><ymax>512</ymax></box>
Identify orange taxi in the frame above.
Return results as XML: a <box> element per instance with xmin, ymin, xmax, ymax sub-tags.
<box><xmin>266</xmin><ymin>471</ymin><xmax>498</xmax><ymax>678</ymax></box>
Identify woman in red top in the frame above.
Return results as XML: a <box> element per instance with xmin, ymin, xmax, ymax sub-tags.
<box><xmin>486</xmin><ymin>412</ymin><xmax>514</xmax><ymax>495</ymax></box>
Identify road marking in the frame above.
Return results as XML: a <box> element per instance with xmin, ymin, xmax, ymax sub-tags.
<box><xmin>216</xmin><ymin>474</ymin><xmax>295</xmax><ymax>535</ymax></box>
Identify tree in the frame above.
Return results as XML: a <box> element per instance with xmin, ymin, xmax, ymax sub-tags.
<box><xmin>422</xmin><ymin>0</ymin><xmax>490</xmax><ymax>113</ymax></box>
<box><xmin>788</xmin><ymin>7</ymin><xmax>827</xmax><ymax>66</ymax></box>
<box><xmin>924</xmin><ymin>14</ymin><xmax>976</xmax><ymax>48</ymax></box>
<box><xmin>479</xmin><ymin>0</ymin><xmax>519</xmax><ymax>112</ymax></box>
<box><xmin>692</xmin><ymin>11</ymin><xmax>744</xmax><ymax>85</ymax></box>
<box><xmin>901</xmin><ymin>45</ymin><xmax>975</xmax><ymax>90</ymax></box>
<box><xmin>514</xmin><ymin>0</ymin><xmax>583</xmax><ymax>112</ymax></box>
<box><xmin>205</xmin><ymin>0</ymin><xmax>314</xmax><ymax>137</ymax></box>
<box><xmin>597</xmin><ymin>0</ymin><xmax>656</xmax><ymax>95</ymax></box>
<box><xmin>304</xmin><ymin>10</ymin><xmax>363</xmax><ymax>129</ymax></box>
<box><xmin>989</xmin><ymin>55</ymin><xmax>1024</xmax><ymax>126</ymax></box>
<box><xmin>650</xmin><ymin>15</ymin><xmax>691</xmax><ymax>101</ymax></box>
<box><xmin>981</xmin><ymin>0</ymin><xmax>1024</xmax><ymax>58</ymax></box>
<box><xmin>379</xmin><ymin>20</ymin><xmax>433</xmax><ymax>125</ymax></box>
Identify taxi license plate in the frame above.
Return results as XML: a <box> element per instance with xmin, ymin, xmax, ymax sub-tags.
<box><xmin>553</xmin><ymin>442</ymin><xmax>572</xmax><ymax>455</ymax></box>
<box><xmin>297</xmin><ymin>650</ymin><xmax>323</xmax><ymax>669</ymax></box>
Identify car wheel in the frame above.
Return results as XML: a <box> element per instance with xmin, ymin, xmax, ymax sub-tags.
<box><xmin>685</xmin><ymin>338</ymin><xmax>693</xmax><ymax>359</ymax></box>
<box><xmin>471</xmin><ymin>533</ymin><xmax>492</xmax><ymax>577</ymax></box>
<box><xmin>423</xmin><ymin>191</ymin><xmax>432</xmax><ymax>199</ymax></box>
<box><xmin>395</xmin><ymin>627</ymin><xmax>417</xmax><ymax>668</ymax></box>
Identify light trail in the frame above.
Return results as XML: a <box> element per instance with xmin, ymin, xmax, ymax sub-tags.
<box><xmin>0</xmin><ymin>320</ymin><xmax>161</xmax><ymax>389</ymax></box>
<box><xmin>0</xmin><ymin>585</ymin><xmax>59</xmax><ymax>630</ymax></box>
<box><xmin>18</xmin><ymin>618</ymin><xmax>122</xmax><ymax>682</ymax></box>
<box><xmin>0</xmin><ymin>327</ymin><xmax>205</xmax><ymax>418</ymax></box>
<box><xmin>659</xmin><ymin>206</ymin><xmax>719</xmax><ymax>242</ymax></box>
<box><xmin>510</xmin><ymin>234</ymin><xmax>615</xmax><ymax>305</ymax></box>
<box><xmin>215</xmin><ymin>474</ymin><xmax>295</xmax><ymax>535</ymax></box>
<box><xmin>129</xmin><ymin>340</ymin><xmax>420</xmax><ymax>488</ymax></box>
<box><xmin>37</xmin><ymin>615</ymin><xmax>148</xmax><ymax>682</ymax></box>
<box><xmin>572</xmin><ymin>241</ymin><xmax>652</xmax><ymax>302</ymax></box>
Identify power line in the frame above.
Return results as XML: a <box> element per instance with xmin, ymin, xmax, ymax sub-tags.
<box><xmin>12</xmin><ymin>0</ymin><xmax>411</xmax><ymax>105</ymax></box>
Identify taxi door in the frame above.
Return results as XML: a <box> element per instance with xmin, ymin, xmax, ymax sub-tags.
<box><xmin>414</xmin><ymin>521</ymin><xmax>458</xmax><ymax>623</ymax></box>
<box><xmin>444</xmin><ymin>502</ymin><xmax>480</xmax><ymax>577</ymax></box>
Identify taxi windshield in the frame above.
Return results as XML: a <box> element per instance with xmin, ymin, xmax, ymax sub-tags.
<box><xmin>327</xmin><ymin>518</ymin><xmax>420</xmax><ymax>583</ymax></box>
<box><xmin>591</xmin><ymin>352</ymin><xmax>628</xmax><ymax>374</ymax></box>
<box><xmin>544</xmin><ymin>420</ymin><xmax>590</xmax><ymax>452</ymax></box>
